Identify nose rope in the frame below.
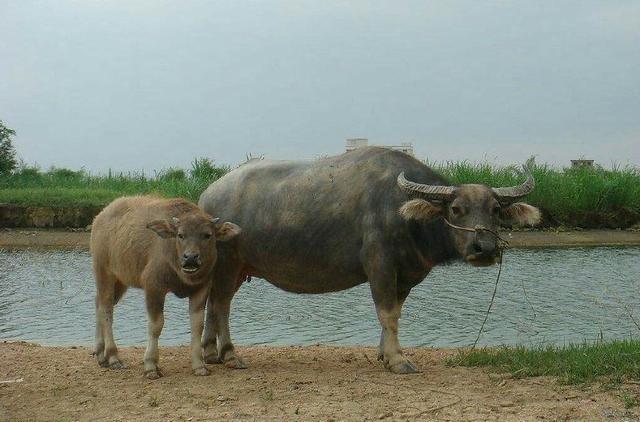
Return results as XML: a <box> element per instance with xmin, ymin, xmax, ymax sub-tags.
<box><xmin>442</xmin><ymin>217</ymin><xmax>508</xmax><ymax>350</ymax></box>
<box><xmin>442</xmin><ymin>218</ymin><xmax>510</xmax><ymax>249</ymax></box>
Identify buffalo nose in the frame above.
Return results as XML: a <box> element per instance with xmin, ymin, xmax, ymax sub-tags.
<box><xmin>471</xmin><ymin>240</ymin><xmax>496</xmax><ymax>256</ymax></box>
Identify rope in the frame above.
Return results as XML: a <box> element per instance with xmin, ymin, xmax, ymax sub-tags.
<box><xmin>441</xmin><ymin>218</ymin><xmax>509</xmax><ymax>349</ymax></box>
<box><xmin>442</xmin><ymin>218</ymin><xmax>509</xmax><ymax>249</ymax></box>
<box><xmin>472</xmin><ymin>249</ymin><xmax>503</xmax><ymax>349</ymax></box>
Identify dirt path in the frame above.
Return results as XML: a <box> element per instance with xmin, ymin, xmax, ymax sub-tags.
<box><xmin>2</xmin><ymin>228</ymin><xmax>640</xmax><ymax>251</ymax></box>
<box><xmin>0</xmin><ymin>342</ymin><xmax>636</xmax><ymax>421</ymax></box>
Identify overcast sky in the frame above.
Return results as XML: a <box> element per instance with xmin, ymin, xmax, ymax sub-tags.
<box><xmin>1</xmin><ymin>1</ymin><xmax>639</xmax><ymax>173</ymax></box>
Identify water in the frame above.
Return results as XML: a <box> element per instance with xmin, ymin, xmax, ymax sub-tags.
<box><xmin>1</xmin><ymin>247</ymin><xmax>639</xmax><ymax>348</ymax></box>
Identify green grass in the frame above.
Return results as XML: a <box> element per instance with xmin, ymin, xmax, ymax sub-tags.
<box><xmin>437</xmin><ymin>161</ymin><xmax>640</xmax><ymax>219</ymax></box>
<box><xmin>621</xmin><ymin>391</ymin><xmax>639</xmax><ymax>409</ymax></box>
<box><xmin>0</xmin><ymin>158</ymin><xmax>229</xmax><ymax>206</ymax></box>
<box><xmin>445</xmin><ymin>339</ymin><xmax>640</xmax><ymax>385</ymax></box>
<box><xmin>1</xmin><ymin>158</ymin><xmax>639</xmax><ymax>226</ymax></box>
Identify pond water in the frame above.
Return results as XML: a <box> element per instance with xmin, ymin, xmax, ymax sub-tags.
<box><xmin>1</xmin><ymin>247</ymin><xmax>639</xmax><ymax>348</ymax></box>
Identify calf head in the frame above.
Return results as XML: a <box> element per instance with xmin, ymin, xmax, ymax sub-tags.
<box><xmin>398</xmin><ymin>158</ymin><xmax>541</xmax><ymax>267</ymax></box>
<box><xmin>147</xmin><ymin>213</ymin><xmax>241</xmax><ymax>279</ymax></box>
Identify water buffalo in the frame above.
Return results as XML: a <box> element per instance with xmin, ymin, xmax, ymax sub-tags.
<box><xmin>90</xmin><ymin>196</ymin><xmax>241</xmax><ymax>379</ymax></box>
<box><xmin>199</xmin><ymin>147</ymin><xmax>540</xmax><ymax>373</ymax></box>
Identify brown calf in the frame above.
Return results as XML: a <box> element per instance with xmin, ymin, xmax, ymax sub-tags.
<box><xmin>90</xmin><ymin>195</ymin><xmax>240</xmax><ymax>379</ymax></box>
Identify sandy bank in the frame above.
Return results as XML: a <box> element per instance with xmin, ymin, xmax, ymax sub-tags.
<box><xmin>1</xmin><ymin>228</ymin><xmax>639</xmax><ymax>251</ymax></box>
<box><xmin>0</xmin><ymin>342</ymin><xmax>636</xmax><ymax>421</ymax></box>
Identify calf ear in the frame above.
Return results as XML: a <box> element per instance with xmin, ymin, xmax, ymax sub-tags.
<box><xmin>146</xmin><ymin>219</ymin><xmax>177</xmax><ymax>238</ymax></box>
<box><xmin>500</xmin><ymin>202</ymin><xmax>541</xmax><ymax>227</ymax></box>
<box><xmin>399</xmin><ymin>199</ymin><xmax>442</xmax><ymax>222</ymax></box>
<box><xmin>215</xmin><ymin>222</ymin><xmax>242</xmax><ymax>242</ymax></box>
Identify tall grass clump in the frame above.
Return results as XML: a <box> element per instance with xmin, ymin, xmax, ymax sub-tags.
<box><xmin>1</xmin><ymin>156</ymin><xmax>638</xmax><ymax>224</ymax></box>
<box><xmin>434</xmin><ymin>161</ymin><xmax>640</xmax><ymax>220</ymax></box>
<box><xmin>0</xmin><ymin>158</ymin><xmax>229</xmax><ymax>206</ymax></box>
<box><xmin>445</xmin><ymin>339</ymin><xmax>640</xmax><ymax>385</ymax></box>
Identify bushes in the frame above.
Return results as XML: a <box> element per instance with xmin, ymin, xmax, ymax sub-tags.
<box><xmin>436</xmin><ymin>161</ymin><xmax>640</xmax><ymax>222</ymax></box>
<box><xmin>0</xmin><ymin>157</ymin><xmax>229</xmax><ymax>206</ymax></box>
<box><xmin>1</xmin><ymin>157</ymin><xmax>638</xmax><ymax>228</ymax></box>
<box><xmin>0</xmin><ymin>121</ymin><xmax>18</xmax><ymax>176</ymax></box>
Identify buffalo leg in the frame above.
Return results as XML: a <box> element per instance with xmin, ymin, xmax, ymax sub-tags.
<box><xmin>203</xmin><ymin>262</ymin><xmax>246</xmax><ymax>368</ymax></box>
<box><xmin>189</xmin><ymin>286</ymin><xmax>210</xmax><ymax>376</ymax></box>
<box><xmin>213</xmin><ymin>295</ymin><xmax>246</xmax><ymax>369</ymax></box>
<box><xmin>202</xmin><ymin>293</ymin><xmax>220</xmax><ymax>364</ymax></box>
<box><xmin>143</xmin><ymin>290</ymin><xmax>166</xmax><ymax>380</ymax></box>
<box><xmin>365</xmin><ymin>242</ymin><xmax>418</xmax><ymax>374</ymax></box>
<box><xmin>377</xmin><ymin>289</ymin><xmax>411</xmax><ymax>362</ymax></box>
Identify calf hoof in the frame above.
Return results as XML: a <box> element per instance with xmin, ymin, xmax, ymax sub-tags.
<box><xmin>109</xmin><ymin>360</ymin><xmax>127</xmax><ymax>370</ymax></box>
<box><xmin>388</xmin><ymin>359</ymin><xmax>420</xmax><ymax>375</ymax></box>
<box><xmin>193</xmin><ymin>367</ymin><xmax>211</xmax><ymax>376</ymax></box>
<box><xmin>224</xmin><ymin>356</ymin><xmax>247</xmax><ymax>369</ymax></box>
<box><xmin>145</xmin><ymin>369</ymin><xmax>163</xmax><ymax>380</ymax></box>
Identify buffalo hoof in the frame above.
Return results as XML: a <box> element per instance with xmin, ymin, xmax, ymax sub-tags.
<box><xmin>98</xmin><ymin>359</ymin><xmax>109</xmax><ymax>368</ymax></box>
<box><xmin>204</xmin><ymin>354</ymin><xmax>223</xmax><ymax>365</ymax></box>
<box><xmin>145</xmin><ymin>368</ymin><xmax>163</xmax><ymax>380</ymax></box>
<box><xmin>224</xmin><ymin>356</ymin><xmax>248</xmax><ymax>369</ymax></box>
<box><xmin>193</xmin><ymin>367</ymin><xmax>211</xmax><ymax>376</ymax></box>
<box><xmin>388</xmin><ymin>360</ymin><xmax>420</xmax><ymax>375</ymax></box>
<box><xmin>109</xmin><ymin>360</ymin><xmax>127</xmax><ymax>370</ymax></box>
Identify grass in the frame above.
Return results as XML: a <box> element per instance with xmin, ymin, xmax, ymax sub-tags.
<box><xmin>1</xmin><ymin>157</ymin><xmax>638</xmax><ymax>226</ymax></box>
<box><xmin>445</xmin><ymin>339</ymin><xmax>640</xmax><ymax>385</ymax></box>
<box><xmin>0</xmin><ymin>158</ymin><xmax>229</xmax><ymax>207</ymax></box>
<box><xmin>437</xmin><ymin>161</ymin><xmax>640</xmax><ymax>220</ymax></box>
<box><xmin>622</xmin><ymin>391</ymin><xmax>640</xmax><ymax>409</ymax></box>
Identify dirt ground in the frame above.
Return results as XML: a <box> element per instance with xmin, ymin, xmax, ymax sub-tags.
<box><xmin>1</xmin><ymin>342</ymin><xmax>637</xmax><ymax>421</ymax></box>
<box><xmin>2</xmin><ymin>228</ymin><xmax>640</xmax><ymax>251</ymax></box>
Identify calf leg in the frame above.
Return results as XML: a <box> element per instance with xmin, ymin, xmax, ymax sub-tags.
<box><xmin>94</xmin><ymin>269</ymin><xmax>125</xmax><ymax>369</ymax></box>
<box><xmin>143</xmin><ymin>290</ymin><xmax>166</xmax><ymax>380</ymax></box>
<box><xmin>189</xmin><ymin>286</ymin><xmax>210</xmax><ymax>376</ymax></box>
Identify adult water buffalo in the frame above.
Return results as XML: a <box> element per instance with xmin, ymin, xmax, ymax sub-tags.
<box><xmin>199</xmin><ymin>147</ymin><xmax>540</xmax><ymax>373</ymax></box>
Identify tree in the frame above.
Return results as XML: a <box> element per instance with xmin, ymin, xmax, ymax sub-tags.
<box><xmin>0</xmin><ymin>120</ymin><xmax>18</xmax><ymax>176</ymax></box>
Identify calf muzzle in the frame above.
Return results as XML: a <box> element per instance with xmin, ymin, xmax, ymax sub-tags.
<box><xmin>181</xmin><ymin>253</ymin><xmax>201</xmax><ymax>273</ymax></box>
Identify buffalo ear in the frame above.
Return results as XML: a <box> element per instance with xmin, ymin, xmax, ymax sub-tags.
<box><xmin>399</xmin><ymin>199</ymin><xmax>442</xmax><ymax>222</ymax></box>
<box><xmin>500</xmin><ymin>202</ymin><xmax>541</xmax><ymax>227</ymax></box>
<box><xmin>147</xmin><ymin>219</ymin><xmax>177</xmax><ymax>238</ymax></box>
<box><xmin>215</xmin><ymin>222</ymin><xmax>242</xmax><ymax>242</ymax></box>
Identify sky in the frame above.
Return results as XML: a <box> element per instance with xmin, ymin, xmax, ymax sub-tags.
<box><xmin>1</xmin><ymin>1</ymin><xmax>639</xmax><ymax>173</ymax></box>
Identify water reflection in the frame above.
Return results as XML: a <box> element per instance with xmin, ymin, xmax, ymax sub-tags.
<box><xmin>0</xmin><ymin>247</ymin><xmax>638</xmax><ymax>348</ymax></box>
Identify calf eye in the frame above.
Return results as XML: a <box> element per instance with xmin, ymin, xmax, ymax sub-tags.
<box><xmin>178</xmin><ymin>233</ymin><xmax>184</xmax><ymax>240</ymax></box>
<box><xmin>203</xmin><ymin>233</ymin><xmax>212</xmax><ymax>240</ymax></box>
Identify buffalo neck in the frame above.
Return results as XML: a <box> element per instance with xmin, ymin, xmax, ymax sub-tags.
<box><xmin>409</xmin><ymin>218</ymin><xmax>460</xmax><ymax>266</ymax></box>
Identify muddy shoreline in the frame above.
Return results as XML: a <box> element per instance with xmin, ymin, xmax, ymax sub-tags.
<box><xmin>0</xmin><ymin>342</ymin><xmax>636</xmax><ymax>421</ymax></box>
<box><xmin>1</xmin><ymin>228</ymin><xmax>639</xmax><ymax>250</ymax></box>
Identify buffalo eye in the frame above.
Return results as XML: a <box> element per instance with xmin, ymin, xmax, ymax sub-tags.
<box><xmin>177</xmin><ymin>233</ymin><xmax>184</xmax><ymax>240</ymax></box>
<box><xmin>451</xmin><ymin>205</ymin><xmax>462</xmax><ymax>216</ymax></box>
<box><xmin>492</xmin><ymin>205</ymin><xmax>501</xmax><ymax>215</ymax></box>
<box><xmin>203</xmin><ymin>233</ymin><xmax>212</xmax><ymax>240</ymax></box>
